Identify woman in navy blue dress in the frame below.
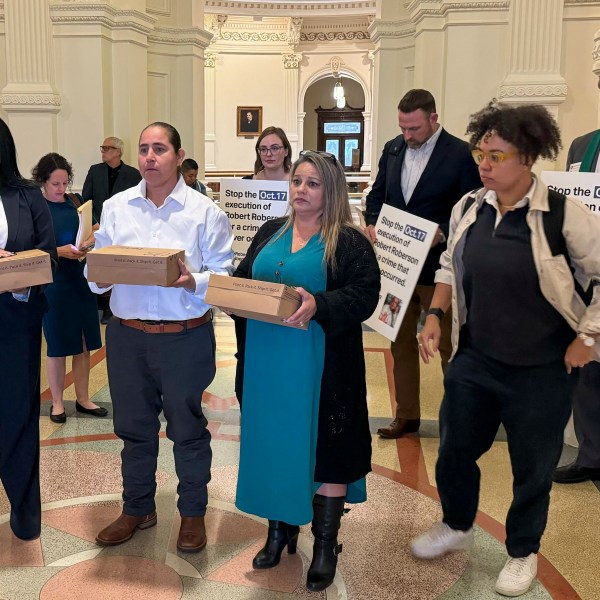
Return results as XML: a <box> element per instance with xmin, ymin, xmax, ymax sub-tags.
<box><xmin>32</xmin><ymin>154</ymin><xmax>104</xmax><ymax>423</ymax></box>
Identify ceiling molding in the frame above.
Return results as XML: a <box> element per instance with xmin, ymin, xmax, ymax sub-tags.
<box><xmin>203</xmin><ymin>1</ymin><xmax>376</xmax><ymax>17</ymax></box>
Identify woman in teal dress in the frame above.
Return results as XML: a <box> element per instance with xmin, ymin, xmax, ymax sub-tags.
<box><xmin>32</xmin><ymin>154</ymin><xmax>105</xmax><ymax>424</ymax></box>
<box><xmin>233</xmin><ymin>151</ymin><xmax>380</xmax><ymax>592</ymax></box>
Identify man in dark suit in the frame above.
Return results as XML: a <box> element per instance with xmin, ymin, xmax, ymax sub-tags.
<box><xmin>82</xmin><ymin>137</ymin><xmax>141</xmax><ymax>323</ymax></box>
<box><xmin>82</xmin><ymin>137</ymin><xmax>142</xmax><ymax>222</ymax></box>
<box><xmin>240</xmin><ymin>111</ymin><xmax>258</xmax><ymax>134</ymax></box>
<box><xmin>553</xmin><ymin>130</ymin><xmax>600</xmax><ymax>484</ymax></box>
<box><xmin>365</xmin><ymin>89</ymin><xmax>481</xmax><ymax>438</ymax></box>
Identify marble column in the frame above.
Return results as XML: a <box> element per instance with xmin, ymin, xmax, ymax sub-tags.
<box><xmin>204</xmin><ymin>52</ymin><xmax>218</xmax><ymax>171</ymax></box>
<box><xmin>367</xmin><ymin>6</ymin><xmax>415</xmax><ymax>176</ymax></box>
<box><xmin>499</xmin><ymin>0</ymin><xmax>567</xmax><ymax>113</ymax></box>
<box><xmin>283</xmin><ymin>52</ymin><xmax>302</xmax><ymax>158</ymax></box>
<box><xmin>499</xmin><ymin>0</ymin><xmax>567</xmax><ymax>173</ymax></box>
<box><xmin>593</xmin><ymin>28</ymin><xmax>600</xmax><ymax>127</ymax></box>
<box><xmin>0</xmin><ymin>0</ymin><xmax>61</xmax><ymax>172</ymax></box>
<box><xmin>154</xmin><ymin>0</ymin><xmax>210</xmax><ymax>165</ymax></box>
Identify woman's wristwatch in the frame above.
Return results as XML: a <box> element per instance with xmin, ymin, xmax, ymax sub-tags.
<box><xmin>427</xmin><ymin>308</ymin><xmax>445</xmax><ymax>321</ymax></box>
<box><xmin>577</xmin><ymin>332</ymin><xmax>596</xmax><ymax>347</ymax></box>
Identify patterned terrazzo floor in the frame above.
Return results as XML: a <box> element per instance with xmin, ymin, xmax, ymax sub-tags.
<box><xmin>1</xmin><ymin>314</ymin><xmax>598</xmax><ymax>599</ymax></box>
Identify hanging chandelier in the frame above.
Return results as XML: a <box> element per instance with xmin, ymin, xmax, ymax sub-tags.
<box><xmin>333</xmin><ymin>76</ymin><xmax>346</xmax><ymax>108</ymax></box>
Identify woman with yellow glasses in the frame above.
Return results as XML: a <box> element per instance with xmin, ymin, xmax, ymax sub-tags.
<box><xmin>410</xmin><ymin>101</ymin><xmax>600</xmax><ymax>597</ymax></box>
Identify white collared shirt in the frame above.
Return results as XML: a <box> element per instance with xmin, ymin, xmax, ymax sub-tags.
<box><xmin>401</xmin><ymin>125</ymin><xmax>443</xmax><ymax>204</ymax></box>
<box><xmin>482</xmin><ymin>178</ymin><xmax>535</xmax><ymax>228</ymax></box>
<box><xmin>0</xmin><ymin>195</ymin><xmax>8</xmax><ymax>249</ymax></box>
<box><xmin>86</xmin><ymin>176</ymin><xmax>234</xmax><ymax>320</ymax></box>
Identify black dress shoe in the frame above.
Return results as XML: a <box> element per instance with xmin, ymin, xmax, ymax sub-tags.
<box><xmin>50</xmin><ymin>411</ymin><xmax>66</xmax><ymax>424</ymax></box>
<box><xmin>553</xmin><ymin>462</ymin><xmax>600</xmax><ymax>484</ymax></box>
<box><xmin>76</xmin><ymin>402</ymin><xmax>108</xmax><ymax>417</ymax></box>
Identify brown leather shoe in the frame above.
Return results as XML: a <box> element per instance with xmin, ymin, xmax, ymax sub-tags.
<box><xmin>177</xmin><ymin>516</ymin><xmax>207</xmax><ymax>553</ymax></box>
<box><xmin>377</xmin><ymin>417</ymin><xmax>420</xmax><ymax>438</ymax></box>
<box><xmin>96</xmin><ymin>512</ymin><xmax>157</xmax><ymax>546</ymax></box>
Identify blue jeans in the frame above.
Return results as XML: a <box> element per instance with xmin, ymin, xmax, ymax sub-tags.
<box><xmin>436</xmin><ymin>344</ymin><xmax>576</xmax><ymax>557</ymax></box>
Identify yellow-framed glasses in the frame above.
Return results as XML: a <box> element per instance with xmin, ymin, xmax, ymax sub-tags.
<box><xmin>471</xmin><ymin>149</ymin><xmax>518</xmax><ymax>166</ymax></box>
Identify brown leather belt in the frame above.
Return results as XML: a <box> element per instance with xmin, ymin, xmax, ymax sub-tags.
<box><xmin>119</xmin><ymin>311</ymin><xmax>212</xmax><ymax>334</ymax></box>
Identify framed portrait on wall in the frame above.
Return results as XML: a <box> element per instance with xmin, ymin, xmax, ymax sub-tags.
<box><xmin>237</xmin><ymin>106</ymin><xmax>262</xmax><ymax>136</ymax></box>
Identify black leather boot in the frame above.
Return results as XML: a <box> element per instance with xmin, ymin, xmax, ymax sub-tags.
<box><xmin>252</xmin><ymin>520</ymin><xmax>300</xmax><ymax>569</ymax></box>
<box><xmin>306</xmin><ymin>494</ymin><xmax>346</xmax><ymax>592</ymax></box>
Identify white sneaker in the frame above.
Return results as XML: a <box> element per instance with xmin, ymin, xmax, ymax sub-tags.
<box><xmin>495</xmin><ymin>553</ymin><xmax>538</xmax><ymax>597</ymax></box>
<box><xmin>410</xmin><ymin>521</ymin><xmax>474</xmax><ymax>559</ymax></box>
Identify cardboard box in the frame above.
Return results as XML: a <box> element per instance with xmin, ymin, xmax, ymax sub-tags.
<box><xmin>86</xmin><ymin>246</ymin><xmax>185</xmax><ymax>286</ymax></box>
<box><xmin>206</xmin><ymin>274</ymin><xmax>307</xmax><ymax>330</ymax></box>
<box><xmin>0</xmin><ymin>249</ymin><xmax>53</xmax><ymax>292</ymax></box>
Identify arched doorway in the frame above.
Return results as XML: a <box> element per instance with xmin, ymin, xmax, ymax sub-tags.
<box><xmin>303</xmin><ymin>76</ymin><xmax>366</xmax><ymax>170</ymax></box>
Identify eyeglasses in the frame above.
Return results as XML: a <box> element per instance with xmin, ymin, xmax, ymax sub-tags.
<box><xmin>100</xmin><ymin>145</ymin><xmax>118</xmax><ymax>152</ymax></box>
<box><xmin>258</xmin><ymin>145</ymin><xmax>284</xmax><ymax>155</ymax></box>
<box><xmin>299</xmin><ymin>150</ymin><xmax>337</xmax><ymax>164</ymax></box>
<box><xmin>471</xmin><ymin>149</ymin><xmax>518</xmax><ymax>166</ymax></box>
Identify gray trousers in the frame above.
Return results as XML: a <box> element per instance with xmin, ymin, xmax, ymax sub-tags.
<box><xmin>106</xmin><ymin>318</ymin><xmax>216</xmax><ymax>517</ymax></box>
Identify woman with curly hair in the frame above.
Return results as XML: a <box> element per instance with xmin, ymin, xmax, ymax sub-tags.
<box><xmin>410</xmin><ymin>102</ymin><xmax>600</xmax><ymax>597</ymax></box>
<box><xmin>32</xmin><ymin>153</ymin><xmax>105</xmax><ymax>424</ymax></box>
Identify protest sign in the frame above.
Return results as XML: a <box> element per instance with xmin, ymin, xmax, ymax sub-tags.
<box><xmin>365</xmin><ymin>205</ymin><xmax>438</xmax><ymax>341</ymax></box>
<box><xmin>219</xmin><ymin>178</ymin><xmax>289</xmax><ymax>263</ymax></box>
<box><xmin>541</xmin><ymin>170</ymin><xmax>600</xmax><ymax>214</ymax></box>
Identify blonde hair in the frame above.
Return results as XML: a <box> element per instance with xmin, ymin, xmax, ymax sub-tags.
<box><xmin>280</xmin><ymin>151</ymin><xmax>360</xmax><ymax>271</ymax></box>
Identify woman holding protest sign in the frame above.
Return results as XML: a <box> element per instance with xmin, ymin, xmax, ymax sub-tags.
<box><xmin>411</xmin><ymin>101</ymin><xmax>600</xmax><ymax>598</ymax></box>
<box><xmin>244</xmin><ymin>126</ymin><xmax>292</xmax><ymax>181</ymax></box>
<box><xmin>233</xmin><ymin>150</ymin><xmax>379</xmax><ymax>591</ymax></box>
<box><xmin>234</xmin><ymin>126</ymin><xmax>293</xmax><ymax>401</ymax></box>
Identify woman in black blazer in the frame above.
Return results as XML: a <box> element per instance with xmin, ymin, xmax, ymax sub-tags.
<box><xmin>0</xmin><ymin>118</ymin><xmax>57</xmax><ymax>540</ymax></box>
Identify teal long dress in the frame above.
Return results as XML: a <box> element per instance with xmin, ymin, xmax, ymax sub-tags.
<box><xmin>235</xmin><ymin>226</ymin><xmax>366</xmax><ymax>526</ymax></box>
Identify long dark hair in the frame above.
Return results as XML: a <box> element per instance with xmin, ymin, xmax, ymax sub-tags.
<box><xmin>0</xmin><ymin>117</ymin><xmax>26</xmax><ymax>188</ymax></box>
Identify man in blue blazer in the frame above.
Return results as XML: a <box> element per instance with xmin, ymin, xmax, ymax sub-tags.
<box><xmin>365</xmin><ymin>89</ymin><xmax>481</xmax><ymax>438</ymax></box>
<box><xmin>82</xmin><ymin>137</ymin><xmax>142</xmax><ymax>222</ymax></box>
<box><xmin>553</xmin><ymin>129</ymin><xmax>600</xmax><ymax>484</ymax></box>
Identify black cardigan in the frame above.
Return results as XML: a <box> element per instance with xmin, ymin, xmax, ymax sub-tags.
<box><xmin>233</xmin><ymin>218</ymin><xmax>381</xmax><ymax>483</ymax></box>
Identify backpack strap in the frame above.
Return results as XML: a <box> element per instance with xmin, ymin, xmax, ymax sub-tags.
<box><xmin>461</xmin><ymin>195</ymin><xmax>476</xmax><ymax>218</ymax></box>
<box><xmin>543</xmin><ymin>190</ymin><xmax>592</xmax><ymax>305</ymax></box>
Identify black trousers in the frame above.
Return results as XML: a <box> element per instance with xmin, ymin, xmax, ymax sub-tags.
<box><xmin>572</xmin><ymin>362</ymin><xmax>600</xmax><ymax>468</ymax></box>
<box><xmin>436</xmin><ymin>344</ymin><xmax>576</xmax><ymax>557</ymax></box>
<box><xmin>106</xmin><ymin>318</ymin><xmax>216</xmax><ymax>517</ymax></box>
<box><xmin>0</xmin><ymin>296</ymin><xmax>43</xmax><ymax>539</ymax></box>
